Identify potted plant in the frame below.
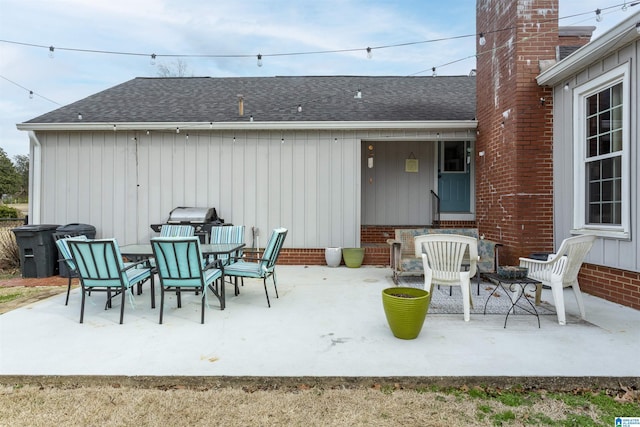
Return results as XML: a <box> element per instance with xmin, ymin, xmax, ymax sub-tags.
<box><xmin>342</xmin><ymin>247</ymin><xmax>365</xmax><ymax>268</ymax></box>
<box><xmin>382</xmin><ymin>287</ymin><xmax>431</xmax><ymax>339</ymax></box>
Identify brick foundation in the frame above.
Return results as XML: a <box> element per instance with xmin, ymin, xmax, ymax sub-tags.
<box><xmin>278</xmin><ymin>222</ymin><xmax>478</xmax><ymax>266</ymax></box>
<box><xmin>578</xmin><ymin>264</ymin><xmax>640</xmax><ymax>310</ymax></box>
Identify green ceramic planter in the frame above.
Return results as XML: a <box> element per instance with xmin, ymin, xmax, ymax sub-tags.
<box><xmin>342</xmin><ymin>248</ymin><xmax>365</xmax><ymax>268</ymax></box>
<box><xmin>382</xmin><ymin>287</ymin><xmax>431</xmax><ymax>339</ymax></box>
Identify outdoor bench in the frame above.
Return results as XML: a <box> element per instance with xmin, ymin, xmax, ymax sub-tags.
<box><xmin>387</xmin><ymin>227</ymin><xmax>501</xmax><ymax>285</ymax></box>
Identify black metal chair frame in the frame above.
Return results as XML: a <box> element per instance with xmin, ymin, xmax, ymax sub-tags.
<box><xmin>69</xmin><ymin>240</ymin><xmax>155</xmax><ymax>324</ymax></box>
<box><xmin>151</xmin><ymin>238</ymin><xmax>224</xmax><ymax>324</ymax></box>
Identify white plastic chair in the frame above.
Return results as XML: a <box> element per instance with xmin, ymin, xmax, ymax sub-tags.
<box><xmin>416</xmin><ymin>234</ymin><xmax>478</xmax><ymax>322</ymax></box>
<box><xmin>519</xmin><ymin>234</ymin><xmax>596</xmax><ymax>325</ymax></box>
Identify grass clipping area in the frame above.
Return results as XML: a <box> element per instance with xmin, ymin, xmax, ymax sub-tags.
<box><xmin>1</xmin><ymin>382</ymin><xmax>638</xmax><ymax>426</ymax></box>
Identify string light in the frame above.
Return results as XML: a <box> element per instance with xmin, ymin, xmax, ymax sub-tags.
<box><xmin>257</xmin><ymin>54</ymin><xmax>263</xmax><ymax>67</ymax></box>
<box><xmin>77</xmin><ymin>112</ymin><xmax>82</xmax><ymax>120</ymax></box>
<box><xmin>29</xmin><ymin>90</ymin><xmax>33</xmax><ymax>99</ymax></box>
<box><xmin>354</xmin><ymin>89</ymin><xmax>362</xmax><ymax>99</ymax></box>
<box><xmin>297</xmin><ymin>104</ymin><xmax>302</xmax><ymax>112</ymax></box>
<box><xmin>48</xmin><ymin>46</ymin><xmax>54</xmax><ymax>58</ymax></box>
<box><xmin>595</xmin><ymin>8</ymin><xmax>603</xmax><ymax>22</ymax></box>
<box><xmin>564</xmin><ymin>82</ymin><xmax>570</xmax><ymax>91</ymax></box>
<box><xmin>281</xmin><ymin>137</ymin><xmax>285</xmax><ymax>144</ymax></box>
<box><xmin>478</xmin><ymin>33</ymin><xmax>486</xmax><ymax>46</ymax></box>
<box><xmin>150</xmin><ymin>53</ymin><xmax>156</xmax><ymax>65</ymax></box>
<box><xmin>636</xmin><ymin>22</ymin><xmax>640</xmax><ymax>35</ymax></box>
<box><xmin>366</xmin><ymin>47</ymin><xmax>372</xmax><ymax>59</ymax></box>
<box><xmin>432</xmin><ymin>67</ymin><xmax>437</xmax><ymax>77</ymax></box>
<box><xmin>176</xmin><ymin>127</ymin><xmax>180</xmax><ymax>134</ymax></box>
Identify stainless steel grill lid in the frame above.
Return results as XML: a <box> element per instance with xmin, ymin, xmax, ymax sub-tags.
<box><xmin>167</xmin><ymin>207</ymin><xmax>218</xmax><ymax>224</ymax></box>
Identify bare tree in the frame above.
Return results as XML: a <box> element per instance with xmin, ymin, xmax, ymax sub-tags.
<box><xmin>156</xmin><ymin>58</ymin><xmax>193</xmax><ymax>77</ymax></box>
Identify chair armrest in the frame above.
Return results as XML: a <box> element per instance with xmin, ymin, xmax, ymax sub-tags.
<box><xmin>386</xmin><ymin>239</ymin><xmax>401</xmax><ymax>246</ymax></box>
<box><xmin>121</xmin><ymin>259</ymin><xmax>150</xmax><ymax>271</ymax></box>
<box><xmin>204</xmin><ymin>258</ymin><xmax>224</xmax><ymax>272</ymax></box>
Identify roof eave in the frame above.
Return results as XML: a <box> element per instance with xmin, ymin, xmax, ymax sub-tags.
<box><xmin>17</xmin><ymin>120</ymin><xmax>478</xmax><ymax>132</ymax></box>
<box><xmin>537</xmin><ymin>11</ymin><xmax>640</xmax><ymax>87</ymax></box>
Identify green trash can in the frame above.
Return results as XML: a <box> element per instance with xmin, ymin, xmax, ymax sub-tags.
<box><xmin>12</xmin><ymin>224</ymin><xmax>60</xmax><ymax>278</ymax></box>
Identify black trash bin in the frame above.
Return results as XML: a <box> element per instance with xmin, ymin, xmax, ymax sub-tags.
<box><xmin>54</xmin><ymin>223</ymin><xmax>97</xmax><ymax>277</ymax></box>
<box><xmin>12</xmin><ymin>224</ymin><xmax>60</xmax><ymax>278</ymax></box>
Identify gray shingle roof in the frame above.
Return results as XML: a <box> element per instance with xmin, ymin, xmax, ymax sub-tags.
<box><xmin>25</xmin><ymin>75</ymin><xmax>476</xmax><ymax>124</ymax></box>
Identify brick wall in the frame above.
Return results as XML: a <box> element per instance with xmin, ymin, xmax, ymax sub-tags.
<box><xmin>579</xmin><ymin>264</ymin><xmax>640</xmax><ymax>310</ymax></box>
<box><xmin>476</xmin><ymin>0</ymin><xmax>557</xmax><ymax>265</ymax></box>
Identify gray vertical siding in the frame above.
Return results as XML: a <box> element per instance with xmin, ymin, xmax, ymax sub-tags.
<box><xmin>34</xmin><ymin>127</ymin><xmax>474</xmax><ymax>249</ymax></box>
<box><xmin>552</xmin><ymin>40</ymin><xmax>639</xmax><ymax>272</ymax></box>
<box><xmin>35</xmin><ymin>129</ymin><xmax>362</xmax><ymax>248</ymax></box>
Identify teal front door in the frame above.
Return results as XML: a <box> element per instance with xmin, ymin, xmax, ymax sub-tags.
<box><xmin>438</xmin><ymin>141</ymin><xmax>470</xmax><ymax>212</ymax></box>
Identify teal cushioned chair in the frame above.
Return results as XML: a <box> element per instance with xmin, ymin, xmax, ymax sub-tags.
<box><xmin>151</xmin><ymin>237</ymin><xmax>224</xmax><ymax>324</ymax></box>
<box><xmin>54</xmin><ymin>235</ymin><xmax>88</xmax><ymax>305</ymax></box>
<box><xmin>223</xmin><ymin>228</ymin><xmax>287</xmax><ymax>307</ymax></box>
<box><xmin>209</xmin><ymin>225</ymin><xmax>245</xmax><ymax>264</ymax></box>
<box><xmin>68</xmin><ymin>239</ymin><xmax>155</xmax><ymax>324</ymax></box>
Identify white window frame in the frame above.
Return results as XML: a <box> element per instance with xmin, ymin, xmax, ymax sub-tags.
<box><xmin>572</xmin><ymin>63</ymin><xmax>630</xmax><ymax>239</ymax></box>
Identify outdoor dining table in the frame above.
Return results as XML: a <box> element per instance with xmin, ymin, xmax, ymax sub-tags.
<box><xmin>120</xmin><ymin>243</ymin><xmax>245</xmax><ymax>310</ymax></box>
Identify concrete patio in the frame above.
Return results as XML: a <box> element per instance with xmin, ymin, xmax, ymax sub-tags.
<box><xmin>1</xmin><ymin>266</ymin><xmax>638</xmax><ymax>379</ymax></box>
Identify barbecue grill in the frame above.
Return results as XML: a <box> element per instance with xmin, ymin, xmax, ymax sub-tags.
<box><xmin>150</xmin><ymin>207</ymin><xmax>227</xmax><ymax>242</ymax></box>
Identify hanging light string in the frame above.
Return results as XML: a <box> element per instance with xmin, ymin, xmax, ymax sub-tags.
<box><xmin>0</xmin><ymin>75</ymin><xmax>63</xmax><ymax>105</ymax></box>
<box><xmin>1</xmin><ymin>2</ymin><xmax>636</xmax><ymax>111</ymax></box>
<box><xmin>0</xmin><ymin>2</ymin><xmax>634</xmax><ymax>65</ymax></box>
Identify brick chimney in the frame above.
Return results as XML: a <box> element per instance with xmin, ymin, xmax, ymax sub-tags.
<box><xmin>475</xmin><ymin>0</ymin><xmax>558</xmax><ymax>264</ymax></box>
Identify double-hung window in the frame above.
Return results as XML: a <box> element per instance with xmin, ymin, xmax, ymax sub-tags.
<box><xmin>573</xmin><ymin>63</ymin><xmax>630</xmax><ymax>239</ymax></box>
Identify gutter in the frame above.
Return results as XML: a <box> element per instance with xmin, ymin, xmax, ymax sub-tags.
<box><xmin>27</xmin><ymin>131</ymin><xmax>41</xmax><ymax>224</ymax></box>
<box><xmin>17</xmin><ymin>120</ymin><xmax>478</xmax><ymax>132</ymax></box>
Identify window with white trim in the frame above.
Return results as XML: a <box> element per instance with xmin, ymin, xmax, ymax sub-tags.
<box><xmin>573</xmin><ymin>63</ymin><xmax>630</xmax><ymax>239</ymax></box>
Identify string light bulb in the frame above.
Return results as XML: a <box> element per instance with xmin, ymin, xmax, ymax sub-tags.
<box><xmin>354</xmin><ymin>89</ymin><xmax>362</xmax><ymax>99</ymax></box>
<box><xmin>150</xmin><ymin>53</ymin><xmax>156</xmax><ymax>65</ymax></box>
<box><xmin>176</xmin><ymin>127</ymin><xmax>180</xmax><ymax>134</ymax></box>
<box><xmin>29</xmin><ymin>90</ymin><xmax>33</xmax><ymax>99</ymax></box>
<box><xmin>48</xmin><ymin>46</ymin><xmax>55</xmax><ymax>58</ymax></box>
<box><xmin>281</xmin><ymin>137</ymin><xmax>284</xmax><ymax>144</ymax></box>
<box><xmin>297</xmin><ymin>104</ymin><xmax>302</xmax><ymax>113</ymax></box>
<box><xmin>564</xmin><ymin>82</ymin><xmax>570</xmax><ymax>92</ymax></box>
<box><xmin>233</xmin><ymin>136</ymin><xmax>236</xmax><ymax>143</ymax></box>
<box><xmin>257</xmin><ymin>54</ymin><xmax>263</xmax><ymax>67</ymax></box>
<box><xmin>366</xmin><ymin>47</ymin><xmax>372</xmax><ymax>59</ymax></box>
<box><xmin>595</xmin><ymin>9</ymin><xmax>602</xmax><ymax>22</ymax></box>
<box><xmin>478</xmin><ymin>33</ymin><xmax>486</xmax><ymax>46</ymax></box>
<box><xmin>432</xmin><ymin>67</ymin><xmax>437</xmax><ymax>77</ymax></box>
<box><xmin>77</xmin><ymin>112</ymin><xmax>83</xmax><ymax>120</ymax></box>
<box><xmin>636</xmin><ymin>22</ymin><xmax>640</xmax><ymax>35</ymax></box>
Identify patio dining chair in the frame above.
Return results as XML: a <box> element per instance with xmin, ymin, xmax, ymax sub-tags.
<box><xmin>68</xmin><ymin>239</ymin><xmax>155</xmax><ymax>324</ymax></box>
<box><xmin>417</xmin><ymin>234</ymin><xmax>478</xmax><ymax>322</ymax></box>
<box><xmin>54</xmin><ymin>234</ymin><xmax>88</xmax><ymax>305</ymax></box>
<box><xmin>151</xmin><ymin>237</ymin><xmax>224</xmax><ymax>324</ymax></box>
<box><xmin>160</xmin><ymin>224</ymin><xmax>195</xmax><ymax>237</ymax></box>
<box><xmin>209</xmin><ymin>225</ymin><xmax>245</xmax><ymax>265</ymax></box>
<box><xmin>223</xmin><ymin>228</ymin><xmax>287</xmax><ymax>307</ymax></box>
<box><xmin>519</xmin><ymin>234</ymin><xmax>596</xmax><ymax>325</ymax></box>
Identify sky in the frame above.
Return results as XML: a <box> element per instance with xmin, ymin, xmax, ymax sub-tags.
<box><xmin>0</xmin><ymin>0</ymin><xmax>632</xmax><ymax>160</ymax></box>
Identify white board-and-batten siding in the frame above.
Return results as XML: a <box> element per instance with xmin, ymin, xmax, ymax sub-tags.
<box><xmin>551</xmin><ymin>39</ymin><xmax>639</xmax><ymax>273</ymax></box>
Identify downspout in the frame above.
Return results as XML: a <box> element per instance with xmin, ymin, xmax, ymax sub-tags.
<box><xmin>27</xmin><ymin>131</ymin><xmax>42</xmax><ymax>224</ymax></box>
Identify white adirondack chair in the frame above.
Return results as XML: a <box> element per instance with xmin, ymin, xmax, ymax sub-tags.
<box><xmin>416</xmin><ymin>234</ymin><xmax>478</xmax><ymax>322</ymax></box>
<box><xmin>519</xmin><ymin>234</ymin><xmax>596</xmax><ymax>325</ymax></box>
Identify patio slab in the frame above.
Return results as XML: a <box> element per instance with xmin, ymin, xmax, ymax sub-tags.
<box><xmin>1</xmin><ymin>266</ymin><xmax>638</xmax><ymax>378</ymax></box>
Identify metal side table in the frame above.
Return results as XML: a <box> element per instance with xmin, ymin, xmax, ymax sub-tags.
<box><xmin>483</xmin><ymin>273</ymin><xmax>543</xmax><ymax>328</ymax></box>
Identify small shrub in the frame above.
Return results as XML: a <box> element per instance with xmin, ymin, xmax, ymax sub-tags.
<box><xmin>0</xmin><ymin>205</ymin><xmax>20</xmax><ymax>218</ymax></box>
<box><xmin>0</xmin><ymin>228</ymin><xmax>20</xmax><ymax>270</ymax></box>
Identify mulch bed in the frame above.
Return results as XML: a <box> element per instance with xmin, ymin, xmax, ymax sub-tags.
<box><xmin>0</xmin><ymin>275</ymin><xmax>71</xmax><ymax>288</ymax></box>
